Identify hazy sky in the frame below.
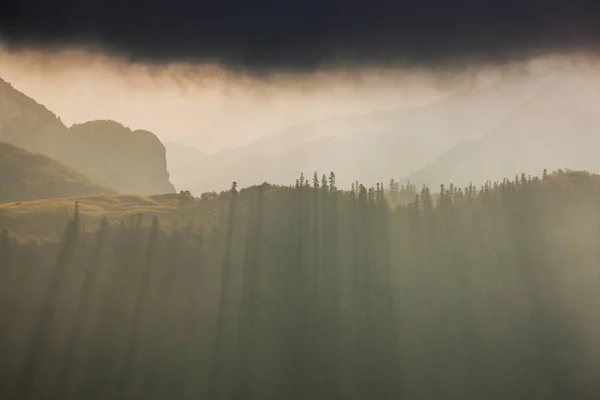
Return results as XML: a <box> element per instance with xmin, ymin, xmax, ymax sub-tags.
<box><xmin>1</xmin><ymin>48</ymin><xmax>597</xmax><ymax>154</ymax></box>
<box><xmin>0</xmin><ymin>48</ymin><xmax>450</xmax><ymax>153</ymax></box>
<box><xmin>1</xmin><ymin>0</ymin><xmax>599</xmax><ymax>152</ymax></box>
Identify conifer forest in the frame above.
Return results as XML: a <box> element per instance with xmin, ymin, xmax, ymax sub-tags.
<box><xmin>2</xmin><ymin>170</ymin><xmax>600</xmax><ymax>400</ymax></box>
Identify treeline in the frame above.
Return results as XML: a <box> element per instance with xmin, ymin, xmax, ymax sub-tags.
<box><xmin>1</xmin><ymin>170</ymin><xmax>600</xmax><ymax>399</ymax></box>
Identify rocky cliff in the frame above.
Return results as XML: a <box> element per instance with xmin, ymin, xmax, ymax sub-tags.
<box><xmin>0</xmin><ymin>77</ymin><xmax>175</xmax><ymax>195</ymax></box>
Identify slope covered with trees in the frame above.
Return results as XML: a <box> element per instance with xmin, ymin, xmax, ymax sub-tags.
<box><xmin>1</xmin><ymin>169</ymin><xmax>600</xmax><ymax>400</ymax></box>
<box><xmin>0</xmin><ymin>142</ymin><xmax>113</xmax><ymax>203</ymax></box>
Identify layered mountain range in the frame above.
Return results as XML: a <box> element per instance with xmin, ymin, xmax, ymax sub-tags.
<box><xmin>0</xmin><ymin>77</ymin><xmax>175</xmax><ymax>199</ymax></box>
<box><xmin>2</xmin><ymin>65</ymin><xmax>600</xmax><ymax>201</ymax></box>
<box><xmin>171</xmin><ymin>67</ymin><xmax>600</xmax><ymax>194</ymax></box>
<box><xmin>408</xmin><ymin>73</ymin><xmax>600</xmax><ymax>188</ymax></box>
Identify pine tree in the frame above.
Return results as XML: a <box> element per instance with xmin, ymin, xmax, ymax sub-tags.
<box><xmin>121</xmin><ymin>215</ymin><xmax>161</xmax><ymax>398</ymax></box>
<box><xmin>329</xmin><ymin>172</ymin><xmax>337</xmax><ymax>192</ymax></box>
<box><xmin>16</xmin><ymin>201</ymin><xmax>81</xmax><ymax>399</ymax></box>
<box><xmin>208</xmin><ymin>181</ymin><xmax>239</xmax><ymax>400</ymax></box>
<box><xmin>54</xmin><ymin>215</ymin><xmax>110</xmax><ymax>399</ymax></box>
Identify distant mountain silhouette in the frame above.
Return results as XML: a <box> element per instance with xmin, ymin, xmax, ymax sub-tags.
<box><xmin>64</xmin><ymin>120</ymin><xmax>175</xmax><ymax>194</ymax></box>
<box><xmin>0</xmin><ymin>77</ymin><xmax>175</xmax><ymax>194</ymax></box>
<box><xmin>0</xmin><ymin>141</ymin><xmax>113</xmax><ymax>202</ymax></box>
<box><xmin>175</xmin><ymin>74</ymin><xmax>548</xmax><ymax>193</ymax></box>
<box><xmin>4</xmin><ymin>66</ymin><xmax>599</xmax><ymax>196</ymax></box>
<box><xmin>408</xmin><ymin>72</ymin><xmax>600</xmax><ymax>188</ymax></box>
<box><xmin>164</xmin><ymin>142</ymin><xmax>208</xmax><ymax>191</ymax></box>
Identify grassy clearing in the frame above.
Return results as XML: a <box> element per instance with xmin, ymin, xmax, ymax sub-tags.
<box><xmin>0</xmin><ymin>193</ymin><xmax>183</xmax><ymax>238</ymax></box>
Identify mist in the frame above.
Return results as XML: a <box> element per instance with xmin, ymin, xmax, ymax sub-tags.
<box><xmin>3</xmin><ymin>46</ymin><xmax>598</xmax><ymax>156</ymax></box>
<box><xmin>3</xmin><ymin>2</ymin><xmax>600</xmax><ymax>398</ymax></box>
<box><xmin>3</xmin><ymin>47</ymin><xmax>600</xmax><ymax>194</ymax></box>
<box><xmin>3</xmin><ymin>169</ymin><xmax>600</xmax><ymax>399</ymax></box>
<box><xmin>0</xmin><ymin>46</ymin><xmax>448</xmax><ymax>153</ymax></box>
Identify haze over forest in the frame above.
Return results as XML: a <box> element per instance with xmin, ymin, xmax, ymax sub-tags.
<box><xmin>2</xmin><ymin>1</ymin><xmax>600</xmax><ymax>399</ymax></box>
<box><xmin>2</xmin><ymin>49</ymin><xmax>600</xmax><ymax>193</ymax></box>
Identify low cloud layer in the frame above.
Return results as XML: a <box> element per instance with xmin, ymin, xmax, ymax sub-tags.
<box><xmin>0</xmin><ymin>48</ymin><xmax>449</xmax><ymax>152</ymax></box>
<box><xmin>1</xmin><ymin>1</ymin><xmax>600</xmax><ymax>73</ymax></box>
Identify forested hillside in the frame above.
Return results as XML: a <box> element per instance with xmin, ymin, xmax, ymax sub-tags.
<box><xmin>0</xmin><ymin>142</ymin><xmax>113</xmax><ymax>202</ymax></box>
<box><xmin>1</xmin><ymin>169</ymin><xmax>600</xmax><ymax>399</ymax></box>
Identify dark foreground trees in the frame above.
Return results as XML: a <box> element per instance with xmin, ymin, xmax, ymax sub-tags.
<box><xmin>1</xmin><ymin>170</ymin><xmax>600</xmax><ymax>399</ymax></box>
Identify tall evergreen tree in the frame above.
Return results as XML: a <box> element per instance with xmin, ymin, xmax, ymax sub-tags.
<box><xmin>16</xmin><ymin>201</ymin><xmax>81</xmax><ymax>400</ymax></box>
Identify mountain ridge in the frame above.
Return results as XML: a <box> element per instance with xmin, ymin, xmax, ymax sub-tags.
<box><xmin>172</xmin><ymin>73</ymin><xmax>551</xmax><ymax>193</ymax></box>
<box><xmin>0</xmin><ymin>77</ymin><xmax>175</xmax><ymax>194</ymax></box>
<box><xmin>0</xmin><ymin>141</ymin><xmax>114</xmax><ymax>202</ymax></box>
<box><xmin>407</xmin><ymin>73</ymin><xmax>600</xmax><ymax>188</ymax></box>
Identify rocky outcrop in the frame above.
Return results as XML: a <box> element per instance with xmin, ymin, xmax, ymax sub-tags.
<box><xmin>65</xmin><ymin>120</ymin><xmax>175</xmax><ymax>194</ymax></box>
<box><xmin>0</xmin><ymin>77</ymin><xmax>175</xmax><ymax>194</ymax></box>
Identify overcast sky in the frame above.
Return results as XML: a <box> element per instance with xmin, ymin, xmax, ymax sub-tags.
<box><xmin>1</xmin><ymin>0</ymin><xmax>600</xmax><ymax>152</ymax></box>
<box><xmin>0</xmin><ymin>48</ymin><xmax>449</xmax><ymax>153</ymax></box>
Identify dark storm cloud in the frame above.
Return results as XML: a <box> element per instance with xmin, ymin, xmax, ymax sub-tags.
<box><xmin>1</xmin><ymin>0</ymin><xmax>600</xmax><ymax>72</ymax></box>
